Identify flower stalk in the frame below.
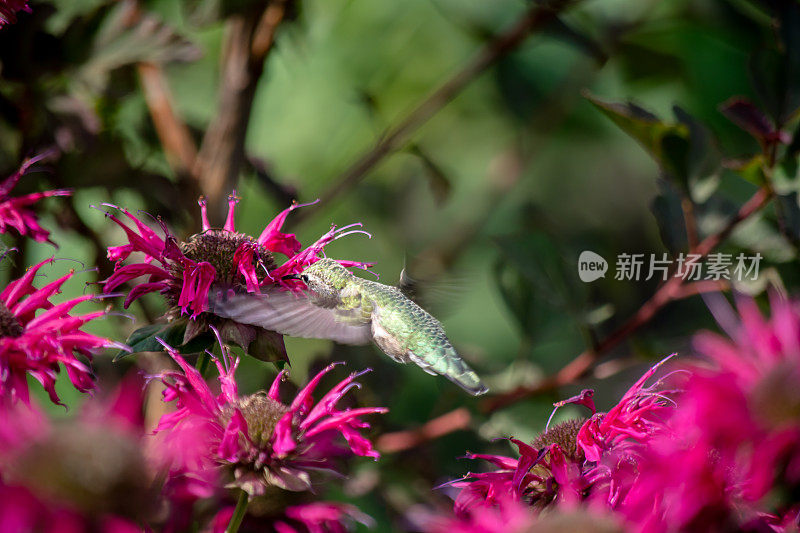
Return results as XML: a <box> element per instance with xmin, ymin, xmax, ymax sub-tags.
<box><xmin>226</xmin><ymin>490</ymin><xmax>249</xmax><ymax>533</ymax></box>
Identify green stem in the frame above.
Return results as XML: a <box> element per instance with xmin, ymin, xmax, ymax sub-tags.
<box><xmin>196</xmin><ymin>352</ymin><xmax>210</xmax><ymax>376</ymax></box>
<box><xmin>226</xmin><ymin>490</ymin><xmax>249</xmax><ymax>533</ymax></box>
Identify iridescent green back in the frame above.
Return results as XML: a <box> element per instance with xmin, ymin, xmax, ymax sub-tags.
<box><xmin>354</xmin><ymin>278</ymin><xmax>487</xmax><ymax>395</ymax></box>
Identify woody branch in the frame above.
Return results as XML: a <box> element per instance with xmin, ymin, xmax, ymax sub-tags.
<box><xmin>138</xmin><ymin>0</ymin><xmax>290</xmax><ymax>224</ymax></box>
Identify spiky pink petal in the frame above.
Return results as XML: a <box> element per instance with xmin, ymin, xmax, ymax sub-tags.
<box><xmin>102</xmin><ymin>197</ymin><xmax>371</xmax><ymax>322</ymax></box>
<box><xmin>152</xmin><ymin>344</ymin><xmax>385</xmax><ymax>500</ymax></box>
<box><xmin>223</xmin><ymin>192</ymin><xmax>239</xmax><ymax>232</ymax></box>
<box><xmin>177</xmin><ymin>261</ymin><xmax>215</xmax><ymax>317</ymax></box>
<box><xmin>0</xmin><ymin>261</ymin><xmax>120</xmax><ymax>405</ymax></box>
<box><xmin>256</xmin><ymin>200</ymin><xmax>318</xmax><ymax>256</ymax></box>
<box><xmin>199</xmin><ymin>196</ymin><xmax>211</xmax><ymax>232</ymax></box>
<box><xmin>0</xmin><ymin>155</ymin><xmax>68</xmax><ymax>243</ymax></box>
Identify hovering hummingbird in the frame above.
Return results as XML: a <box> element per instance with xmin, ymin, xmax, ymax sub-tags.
<box><xmin>209</xmin><ymin>258</ymin><xmax>488</xmax><ymax>396</ymax></box>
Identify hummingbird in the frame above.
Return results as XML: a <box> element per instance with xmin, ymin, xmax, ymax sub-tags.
<box><xmin>208</xmin><ymin>258</ymin><xmax>488</xmax><ymax>396</ymax></box>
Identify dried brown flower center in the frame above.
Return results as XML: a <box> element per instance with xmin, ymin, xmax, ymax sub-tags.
<box><xmin>751</xmin><ymin>362</ymin><xmax>800</xmax><ymax>428</ymax></box>
<box><xmin>8</xmin><ymin>424</ymin><xmax>154</xmax><ymax>520</ymax></box>
<box><xmin>0</xmin><ymin>301</ymin><xmax>23</xmax><ymax>338</ymax></box>
<box><xmin>520</xmin><ymin>419</ymin><xmax>587</xmax><ymax>509</ymax></box>
<box><xmin>531</xmin><ymin>418</ymin><xmax>586</xmax><ymax>463</ymax></box>
<box><xmin>180</xmin><ymin>230</ymin><xmax>276</xmax><ymax>286</ymax></box>
<box><xmin>223</xmin><ymin>392</ymin><xmax>289</xmax><ymax>448</ymax></box>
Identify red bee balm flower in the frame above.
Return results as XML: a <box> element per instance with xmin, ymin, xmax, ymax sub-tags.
<box><xmin>100</xmin><ymin>194</ymin><xmax>372</xmax><ymax>360</ymax></box>
<box><xmin>152</xmin><ymin>340</ymin><xmax>387</xmax><ymax>499</ymax></box>
<box><xmin>0</xmin><ymin>154</ymin><xmax>70</xmax><ymax>243</ymax></box>
<box><xmin>620</xmin><ymin>296</ymin><xmax>800</xmax><ymax>532</ymax></box>
<box><xmin>0</xmin><ymin>0</ymin><xmax>30</xmax><ymax>27</ymax></box>
<box><xmin>0</xmin><ymin>377</ymin><xmax>154</xmax><ymax>532</ymax></box>
<box><xmin>0</xmin><ymin>258</ymin><xmax>123</xmax><ymax>405</ymax></box>
<box><xmin>432</xmin><ymin>357</ymin><xmax>679</xmax><ymax>529</ymax></box>
<box><xmin>211</xmin><ymin>501</ymin><xmax>374</xmax><ymax>533</ymax></box>
<box><xmin>423</xmin><ymin>496</ymin><xmax>624</xmax><ymax>533</ymax></box>
<box><xmin>102</xmin><ymin>194</ymin><xmax>371</xmax><ymax>316</ymax></box>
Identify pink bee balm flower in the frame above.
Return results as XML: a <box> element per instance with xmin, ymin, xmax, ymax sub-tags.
<box><xmin>422</xmin><ymin>496</ymin><xmax>625</xmax><ymax>533</ymax></box>
<box><xmin>101</xmin><ymin>193</ymin><xmax>371</xmax><ymax>316</ymax></box>
<box><xmin>211</xmin><ymin>501</ymin><xmax>374</xmax><ymax>533</ymax></box>
<box><xmin>0</xmin><ymin>154</ymin><xmax>70</xmax><ymax>243</ymax></box>
<box><xmin>620</xmin><ymin>296</ymin><xmax>800</xmax><ymax>532</ymax></box>
<box><xmin>100</xmin><ymin>193</ymin><xmax>372</xmax><ymax>360</ymax></box>
<box><xmin>151</xmin><ymin>339</ymin><xmax>387</xmax><ymax>500</ymax></box>
<box><xmin>0</xmin><ymin>0</ymin><xmax>30</xmax><ymax>27</ymax></box>
<box><xmin>435</xmin><ymin>357</ymin><xmax>679</xmax><ymax>526</ymax></box>
<box><xmin>0</xmin><ymin>258</ymin><xmax>124</xmax><ymax>406</ymax></box>
<box><xmin>0</xmin><ymin>377</ymin><xmax>155</xmax><ymax>532</ymax></box>
<box><xmin>423</xmin><ymin>495</ymin><xmax>542</xmax><ymax>533</ymax></box>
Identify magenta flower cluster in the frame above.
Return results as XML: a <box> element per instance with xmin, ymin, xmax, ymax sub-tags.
<box><xmin>620</xmin><ymin>296</ymin><xmax>800</xmax><ymax>531</ymax></box>
<box><xmin>0</xmin><ymin>154</ymin><xmax>70</xmax><ymax>244</ymax></box>
<box><xmin>101</xmin><ymin>193</ymin><xmax>372</xmax><ymax>318</ymax></box>
<box><xmin>152</xmin><ymin>338</ymin><xmax>385</xmax><ymax>531</ymax></box>
<box><xmin>0</xmin><ymin>355</ymin><xmax>384</xmax><ymax>532</ymax></box>
<box><xmin>426</xmin><ymin>297</ymin><xmax>800</xmax><ymax>532</ymax></box>
<box><xmin>0</xmin><ymin>376</ymin><xmax>151</xmax><ymax>532</ymax></box>
<box><xmin>0</xmin><ymin>155</ymin><xmax>387</xmax><ymax>531</ymax></box>
<box><xmin>0</xmin><ymin>257</ymin><xmax>125</xmax><ymax>405</ymax></box>
<box><xmin>152</xmin><ymin>338</ymin><xmax>386</xmax><ymax>496</ymax></box>
<box><xmin>0</xmin><ymin>0</ymin><xmax>29</xmax><ymax>28</ymax></box>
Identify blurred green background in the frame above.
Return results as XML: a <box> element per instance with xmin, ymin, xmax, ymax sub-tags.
<box><xmin>1</xmin><ymin>0</ymin><xmax>799</xmax><ymax>529</ymax></box>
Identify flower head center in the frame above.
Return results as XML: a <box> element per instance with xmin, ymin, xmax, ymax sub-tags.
<box><xmin>531</xmin><ymin>418</ymin><xmax>586</xmax><ymax>463</ymax></box>
<box><xmin>231</xmin><ymin>392</ymin><xmax>289</xmax><ymax>448</ymax></box>
<box><xmin>0</xmin><ymin>301</ymin><xmax>23</xmax><ymax>338</ymax></box>
<box><xmin>180</xmin><ymin>230</ymin><xmax>275</xmax><ymax>286</ymax></box>
<box><xmin>8</xmin><ymin>424</ymin><xmax>154</xmax><ymax>519</ymax></box>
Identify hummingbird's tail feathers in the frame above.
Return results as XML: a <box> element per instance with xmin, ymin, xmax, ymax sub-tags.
<box><xmin>445</xmin><ymin>363</ymin><xmax>489</xmax><ymax>396</ymax></box>
<box><xmin>407</xmin><ymin>347</ymin><xmax>489</xmax><ymax>396</ymax></box>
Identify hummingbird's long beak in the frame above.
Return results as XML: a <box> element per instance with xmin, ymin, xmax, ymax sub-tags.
<box><xmin>282</xmin><ymin>274</ymin><xmax>301</xmax><ymax>280</ymax></box>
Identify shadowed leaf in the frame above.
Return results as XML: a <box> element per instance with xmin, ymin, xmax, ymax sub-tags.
<box><xmin>114</xmin><ymin>321</ymin><xmax>215</xmax><ymax>360</ymax></box>
<box><xmin>719</xmin><ymin>97</ymin><xmax>783</xmax><ymax>145</ymax></box>
<box><xmin>584</xmin><ymin>92</ymin><xmax>689</xmax><ymax>179</ymax></box>
<box><xmin>650</xmin><ymin>179</ymin><xmax>688</xmax><ymax>255</ymax></box>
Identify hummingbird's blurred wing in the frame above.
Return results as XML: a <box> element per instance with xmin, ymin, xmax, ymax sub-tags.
<box><xmin>209</xmin><ymin>288</ymin><xmax>373</xmax><ymax>345</ymax></box>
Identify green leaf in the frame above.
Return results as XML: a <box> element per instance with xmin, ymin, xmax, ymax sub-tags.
<box><xmin>179</xmin><ymin>332</ymin><xmax>216</xmax><ymax>355</ymax></box>
<box><xmin>161</xmin><ymin>321</ymin><xmax>188</xmax><ymax>348</ymax></box>
<box><xmin>673</xmin><ymin>106</ymin><xmax>722</xmax><ymax>201</ymax></box>
<box><xmin>585</xmin><ymin>92</ymin><xmax>692</xmax><ymax>188</ymax></box>
<box><xmin>162</xmin><ymin>321</ymin><xmax>216</xmax><ymax>355</ymax></box>
<box><xmin>724</xmin><ymin>154</ymin><xmax>767</xmax><ymax>186</ymax></box>
<box><xmin>775</xmin><ymin>192</ymin><xmax>800</xmax><ymax>242</ymax></box>
<box><xmin>114</xmin><ymin>323</ymin><xmax>169</xmax><ymax>360</ymax></box>
<box><xmin>114</xmin><ymin>321</ymin><xmax>215</xmax><ymax>360</ymax></box>
<box><xmin>248</xmin><ymin>329</ymin><xmax>289</xmax><ymax>365</ymax></box>
<box><xmin>585</xmin><ymin>92</ymin><xmax>687</xmax><ymax>156</ymax></box>
<box><xmin>409</xmin><ymin>145</ymin><xmax>452</xmax><ymax>206</ymax></box>
<box><xmin>748</xmin><ymin>7</ymin><xmax>800</xmax><ymax>125</ymax></box>
<box><xmin>660</xmin><ymin>132</ymin><xmax>692</xmax><ymax>190</ymax></box>
<box><xmin>650</xmin><ymin>179</ymin><xmax>688</xmax><ymax>255</ymax></box>
<box><xmin>541</xmin><ymin>17</ymin><xmax>607</xmax><ymax>64</ymax></box>
<box><xmin>493</xmin><ymin>259</ymin><xmax>539</xmax><ymax>334</ymax></box>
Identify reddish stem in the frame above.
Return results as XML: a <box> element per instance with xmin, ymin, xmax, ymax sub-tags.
<box><xmin>376</xmin><ymin>408</ymin><xmax>471</xmax><ymax>454</ymax></box>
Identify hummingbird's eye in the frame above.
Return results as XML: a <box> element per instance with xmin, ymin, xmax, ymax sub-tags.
<box><xmin>301</xmin><ymin>274</ymin><xmax>309</xmax><ymax>283</ymax></box>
